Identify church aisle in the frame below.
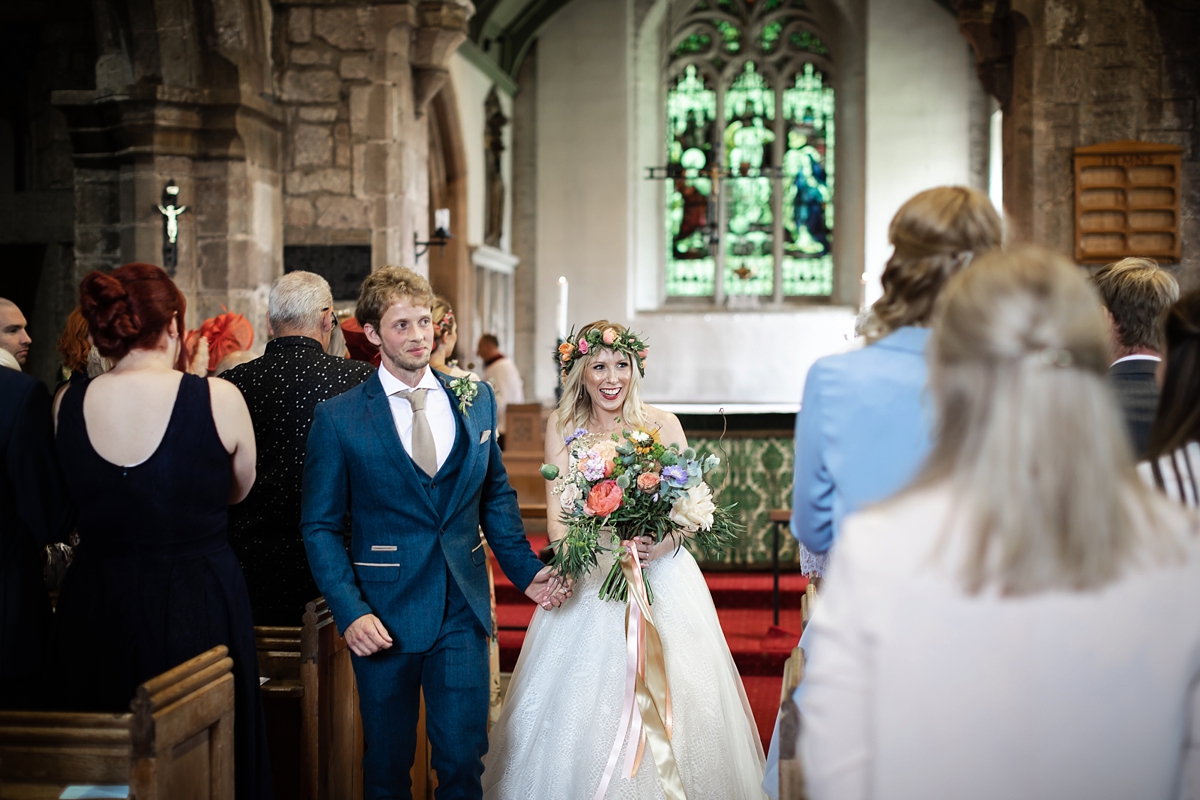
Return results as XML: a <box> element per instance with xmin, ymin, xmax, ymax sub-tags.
<box><xmin>491</xmin><ymin>537</ymin><xmax>807</xmax><ymax>746</ymax></box>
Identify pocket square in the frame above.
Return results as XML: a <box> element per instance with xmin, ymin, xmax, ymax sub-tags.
<box><xmin>480</xmin><ymin>430</ymin><xmax>492</xmax><ymax>444</ymax></box>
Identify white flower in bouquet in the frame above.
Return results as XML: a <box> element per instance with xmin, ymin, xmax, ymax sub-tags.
<box><xmin>560</xmin><ymin>482</ymin><xmax>581</xmax><ymax>512</ymax></box>
<box><xmin>669</xmin><ymin>483</ymin><xmax>716</xmax><ymax>532</ymax></box>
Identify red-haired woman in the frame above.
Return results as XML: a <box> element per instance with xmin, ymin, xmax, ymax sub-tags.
<box><xmin>51</xmin><ymin>263</ymin><xmax>272</xmax><ymax>799</ymax></box>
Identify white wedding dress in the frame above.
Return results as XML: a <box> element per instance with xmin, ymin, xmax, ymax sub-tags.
<box><xmin>482</xmin><ymin>544</ymin><xmax>767</xmax><ymax>799</ymax></box>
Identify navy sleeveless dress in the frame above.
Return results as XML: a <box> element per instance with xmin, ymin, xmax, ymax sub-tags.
<box><xmin>53</xmin><ymin>373</ymin><xmax>273</xmax><ymax>799</ymax></box>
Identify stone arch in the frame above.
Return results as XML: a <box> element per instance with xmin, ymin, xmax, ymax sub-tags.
<box><xmin>426</xmin><ymin>81</ymin><xmax>475</xmax><ymax>363</ymax></box>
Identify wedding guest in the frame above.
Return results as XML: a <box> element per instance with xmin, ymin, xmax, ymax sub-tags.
<box><xmin>790</xmin><ymin>186</ymin><xmax>1001</xmax><ymax>575</ymax></box>
<box><xmin>1092</xmin><ymin>257</ymin><xmax>1178</xmax><ymax>457</ymax></box>
<box><xmin>52</xmin><ymin>263</ymin><xmax>272</xmax><ymax>798</ymax></box>
<box><xmin>430</xmin><ymin>296</ymin><xmax>478</xmax><ymax>380</ymax></box>
<box><xmin>0</xmin><ymin>361</ymin><xmax>73</xmax><ymax>708</ymax></box>
<box><xmin>0</xmin><ymin>297</ymin><xmax>32</xmax><ymax>366</ymax></box>
<box><xmin>1138</xmin><ymin>290</ymin><xmax>1200</xmax><ymax>504</ymax></box>
<box><xmin>56</xmin><ymin>307</ymin><xmax>91</xmax><ymax>381</ymax></box>
<box><xmin>222</xmin><ymin>271</ymin><xmax>374</xmax><ymax>625</ymax></box>
<box><xmin>186</xmin><ymin>310</ymin><xmax>255</xmax><ymax>376</ymax></box>
<box><xmin>800</xmin><ymin>247</ymin><xmax>1200</xmax><ymax>799</ymax></box>
<box><xmin>476</xmin><ymin>333</ymin><xmax>524</xmax><ymax>447</ymax></box>
<box><xmin>326</xmin><ymin>312</ymin><xmax>349</xmax><ymax>358</ymax></box>
<box><xmin>214</xmin><ymin>350</ymin><xmax>256</xmax><ymax>377</ymax></box>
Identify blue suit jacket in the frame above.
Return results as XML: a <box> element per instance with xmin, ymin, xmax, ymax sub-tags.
<box><xmin>300</xmin><ymin>370</ymin><xmax>542</xmax><ymax>649</ymax></box>
<box><xmin>791</xmin><ymin>326</ymin><xmax>935</xmax><ymax>555</ymax></box>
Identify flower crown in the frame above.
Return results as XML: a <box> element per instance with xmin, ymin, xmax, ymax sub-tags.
<box><xmin>555</xmin><ymin>325</ymin><xmax>649</xmax><ymax>382</ymax></box>
<box><xmin>434</xmin><ymin>308</ymin><xmax>454</xmax><ymax>341</ymax></box>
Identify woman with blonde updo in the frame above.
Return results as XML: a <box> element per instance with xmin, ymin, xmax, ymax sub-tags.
<box><xmin>483</xmin><ymin>319</ymin><xmax>767</xmax><ymax>799</ymax></box>
<box><xmin>790</xmin><ymin>186</ymin><xmax>1002</xmax><ymax>576</ymax></box>
<box><xmin>800</xmin><ymin>247</ymin><xmax>1200</xmax><ymax>797</ymax></box>
<box><xmin>51</xmin><ymin>263</ymin><xmax>272</xmax><ymax>799</ymax></box>
<box><xmin>429</xmin><ymin>295</ymin><xmax>478</xmax><ymax>380</ymax></box>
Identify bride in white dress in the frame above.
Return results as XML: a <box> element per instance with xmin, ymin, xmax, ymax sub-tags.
<box><xmin>482</xmin><ymin>320</ymin><xmax>766</xmax><ymax>800</ymax></box>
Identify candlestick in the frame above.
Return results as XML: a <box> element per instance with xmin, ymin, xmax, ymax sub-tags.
<box><xmin>556</xmin><ymin>276</ymin><xmax>569</xmax><ymax>341</ymax></box>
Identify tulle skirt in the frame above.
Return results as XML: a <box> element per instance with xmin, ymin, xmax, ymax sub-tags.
<box><xmin>483</xmin><ymin>547</ymin><xmax>767</xmax><ymax>799</ymax></box>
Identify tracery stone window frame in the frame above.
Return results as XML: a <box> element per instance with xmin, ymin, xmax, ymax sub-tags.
<box><xmin>662</xmin><ymin>0</ymin><xmax>837</xmax><ymax>306</ymax></box>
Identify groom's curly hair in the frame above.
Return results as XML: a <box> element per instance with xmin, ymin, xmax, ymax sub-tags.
<box><xmin>356</xmin><ymin>266</ymin><xmax>436</xmax><ymax>333</ymax></box>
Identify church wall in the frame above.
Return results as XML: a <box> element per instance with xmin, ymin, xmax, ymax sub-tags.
<box><xmin>863</xmin><ymin>0</ymin><xmax>976</xmax><ymax>307</ymax></box>
<box><xmin>993</xmin><ymin>0</ymin><xmax>1200</xmax><ymax>288</ymax></box>
<box><xmin>449</xmin><ymin>54</ymin><xmax>515</xmax><ymax>255</ymax></box>
<box><xmin>276</xmin><ymin>4</ymin><xmax>432</xmax><ymax>273</ymax></box>
<box><xmin>528</xmin><ymin>0</ymin><xmax>978</xmax><ymax>405</ymax></box>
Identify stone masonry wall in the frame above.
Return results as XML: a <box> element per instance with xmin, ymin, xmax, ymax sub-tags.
<box><xmin>277</xmin><ymin>4</ymin><xmax>430</xmax><ymax>272</ymax></box>
<box><xmin>1002</xmin><ymin>0</ymin><xmax>1199</xmax><ymax>286</ymax></box>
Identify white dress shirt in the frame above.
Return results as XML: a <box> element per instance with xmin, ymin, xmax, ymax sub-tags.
<box><xmin>484</xmin><ymin>355</ymin><xmax>525</xmax><ymax>435</ymax></box>
<box><xmin>377</xmin><ymin>365</ymin><xmax>457</xmax><ymax>473</ymax></box>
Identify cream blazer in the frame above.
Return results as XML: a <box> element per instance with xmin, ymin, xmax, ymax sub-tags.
<box><xmin>800</xmin><ymin>486</ymin><xmax>1200</xmax><ymax>800</ymax></box>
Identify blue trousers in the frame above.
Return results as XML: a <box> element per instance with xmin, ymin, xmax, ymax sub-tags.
<box><xmin>352</xmin><ymin>573</ymin><xmax>490</xmax><ymax>800</ymax></box>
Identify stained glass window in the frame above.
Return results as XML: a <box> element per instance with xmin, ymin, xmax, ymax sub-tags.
<box><xmin>664</xmin><ymin>0</ymin><xmax>835</xmax><ymax>301</ymax></box>
<box><xmin>724</xmin><ymin>63</ymin><xmax>775</xmax><ymax>296</ymax></box>
<box><xmin>782</xmin><ymin>63</ymin><xmax>834</xmax><ymax>295</ymax></box>
<box><xmin>666</xmin><ymin>66</ymin><xmax>718</xmax><ymax>296</ymax></box>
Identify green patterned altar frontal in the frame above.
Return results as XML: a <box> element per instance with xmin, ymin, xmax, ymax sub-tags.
<box><xmin>690</xmin><ymin>437</ymin><xmax>796</xmax><ymax>567</ymax></box>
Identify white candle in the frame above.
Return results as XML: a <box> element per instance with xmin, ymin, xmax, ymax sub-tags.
<box><xmin>434</xmin><ymin>208</ymin><xmax>451</xmax><ymax>236</ymax></box>
<box><xmin>556</xmin><ymin>276</ymin><xmax>569</xmax><ymax>341</ymax></box>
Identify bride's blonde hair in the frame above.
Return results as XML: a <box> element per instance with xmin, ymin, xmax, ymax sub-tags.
<box><xmin>913</xmin><ymin>246</ymin><xmax>1179</xmax><ymax>595</ymax></box>
<box><xmin>556</xmin><ymin>320</ymin><xmax>651</xmax><ymax>440</ymax></box>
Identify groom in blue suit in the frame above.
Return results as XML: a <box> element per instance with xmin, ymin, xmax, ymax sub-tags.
<box><xmin>301</xmin><ymin>266</ymin><xmax>562</xmax><ymax>799</ymax></box>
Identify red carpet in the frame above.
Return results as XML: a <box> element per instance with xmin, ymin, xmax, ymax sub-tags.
<box><xmin>492</xmin><ymin>536</ymin><xmax>806</xmax><ymax>747</ymax></box>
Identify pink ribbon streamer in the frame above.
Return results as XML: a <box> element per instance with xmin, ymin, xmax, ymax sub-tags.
<box><xmin>592</xmin><ymin>545</ymin><xmax>646</xmax><ymax>800</ymax></box>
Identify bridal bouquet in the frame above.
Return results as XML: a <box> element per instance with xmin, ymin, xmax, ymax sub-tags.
<box><xmin>540</xmin><ymin>427</ymin><xmax>741</xmax><ymax>602</ymax></box>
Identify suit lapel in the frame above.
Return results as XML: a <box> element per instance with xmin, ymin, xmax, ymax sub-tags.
<box><xmin>437</xmin><ymin>371</ymin><xmax>485</xmax><ymax>517</ymax></box>
<box><xmin>363</xmin><ymin>374</ymin><xmax>439</xmax><ymax>517</ymax></box>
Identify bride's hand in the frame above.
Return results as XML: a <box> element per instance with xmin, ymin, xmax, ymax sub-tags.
<box><xmin>631</xmin><ymin>535</ymin><xmax>672</xmax><ymax>563</ymax></box>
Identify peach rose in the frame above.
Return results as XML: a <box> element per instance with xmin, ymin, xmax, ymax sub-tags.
<box><xmin>602</xmin><ymin>328</ymin><xmax>618</xmax><ymax>345</ymax></box>
<box><xmin>558</xmin><ymin>341</ymin><xmax>574</xmax><ymax>357</ymax></box>
<box><xmin>592</xmin><ymin>439</ymin><xmax>618</xmax><ymax>476</ymax></box>
<box><xmin>637</xmin><ymin>348</ymin><xmax>649</xmax><ymax>359</ymax></box>
<box><xmin>584</xmin><ymin>480</ymin><xmax>624</xmax><ymax>517</ymax></box>
<box><xmin>636</xmin><ymin>472</ymin><xmax>661</xmax><ymax>493</ymax></box>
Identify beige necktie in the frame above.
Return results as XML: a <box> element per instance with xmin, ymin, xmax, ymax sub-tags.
<box><xmin>397</xmin><ymin>388</ymin><xmax>438</xmax><ymax>477</ymax></box>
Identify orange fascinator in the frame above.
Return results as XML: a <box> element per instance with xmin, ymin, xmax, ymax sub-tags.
<box><xmin>186</xmin><ymin>310</ymin><xmax>255</xmax><ymax>373</ymax></box>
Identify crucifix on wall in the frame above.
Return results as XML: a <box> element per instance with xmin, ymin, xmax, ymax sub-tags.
<box><xmin>156</xmin><ymin>180</ymin><xmax>189</xmax><ymax>276</ymax></box>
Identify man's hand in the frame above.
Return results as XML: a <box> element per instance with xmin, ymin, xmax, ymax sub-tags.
<box><xmin>344</xmin><ymin>613</ymin><xmax>393</xmax><ymax>656</ymax></box>
<box><xmin>525</xmin><ymin>564</ymin><xmax>573</xmax><ymax>609</ymax></box>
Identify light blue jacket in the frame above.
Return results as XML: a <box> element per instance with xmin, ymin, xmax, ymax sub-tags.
<box><xmin>790</xmin><ymin>326</ymin><xmax>935</xmax><ymax>555</ymax></box>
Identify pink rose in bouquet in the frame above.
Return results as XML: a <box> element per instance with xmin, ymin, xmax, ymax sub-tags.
<box><xmin>636</xmin><ymin>472</ymin><xmax>661</xmax><ymax>493</ymax></box>
<box><xmin>584</xmin><ymin>480</ymin><xmax>624</xmax><ymax>517</ymax></box>
<box><xmin>578</xmin><ymin>338</ymin><xmax>589</xmax><ymax>354</ymax></box>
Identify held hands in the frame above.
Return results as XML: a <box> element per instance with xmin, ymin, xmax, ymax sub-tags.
<box><xmin>526</xmin><ymin>564</ymin><xmax>573</xmax><ymax>610</ymax></box>
<box><xmin>344</xmin><ymin>613</ymin><xmax>393</xmax><ymax>657</ymax></box>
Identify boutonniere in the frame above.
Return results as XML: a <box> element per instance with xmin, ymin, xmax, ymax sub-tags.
<box><xmin>449</xmin><ymin>376</ymin><xmax>478</xmax><ymax>414</ymax></box>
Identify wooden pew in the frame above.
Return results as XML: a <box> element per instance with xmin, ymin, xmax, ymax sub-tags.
<box><xmin>0</xmin><ymin>645</ymin><xmax>234</xmax><ymax>800</ymax></box>
<box><xmin>776</xmin><ymin>645</ymin><xmax>808</xmax><ymax>800</ymax></box>
<box><xmin>255</xmin><ymin>599</ymin><xmax>436</xmax><ymax>800</ymax></box>
<box><xmin>502</xmin><ymin>403</ymin><xmax>548</xmax><ymax>505</ymax></box>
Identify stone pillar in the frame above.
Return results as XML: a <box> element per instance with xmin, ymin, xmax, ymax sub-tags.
<box><xmin>278</xmin><ymin>0</ymin><xmax>472</xmax><ymax>278</ymax></box>
<box><xmin>955</xmin><ymin>0</ymin><xmax>1200</xmax><ymax>283</ymax></box>
<box><xmin>55</xmin><ymin>87</ymin><xmax>285</xmax><ymax>341</ymax></box>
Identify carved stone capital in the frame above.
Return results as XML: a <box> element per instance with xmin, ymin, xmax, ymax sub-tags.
<box><xmin>953</xmin><ymin>0</ymin><xmax>1015</xmax><ymax>109</ymax></box>
<box><xmin>411</xmin><ymin>0</ymin><xmax>471</xmax><ymax>116</ymax></box>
